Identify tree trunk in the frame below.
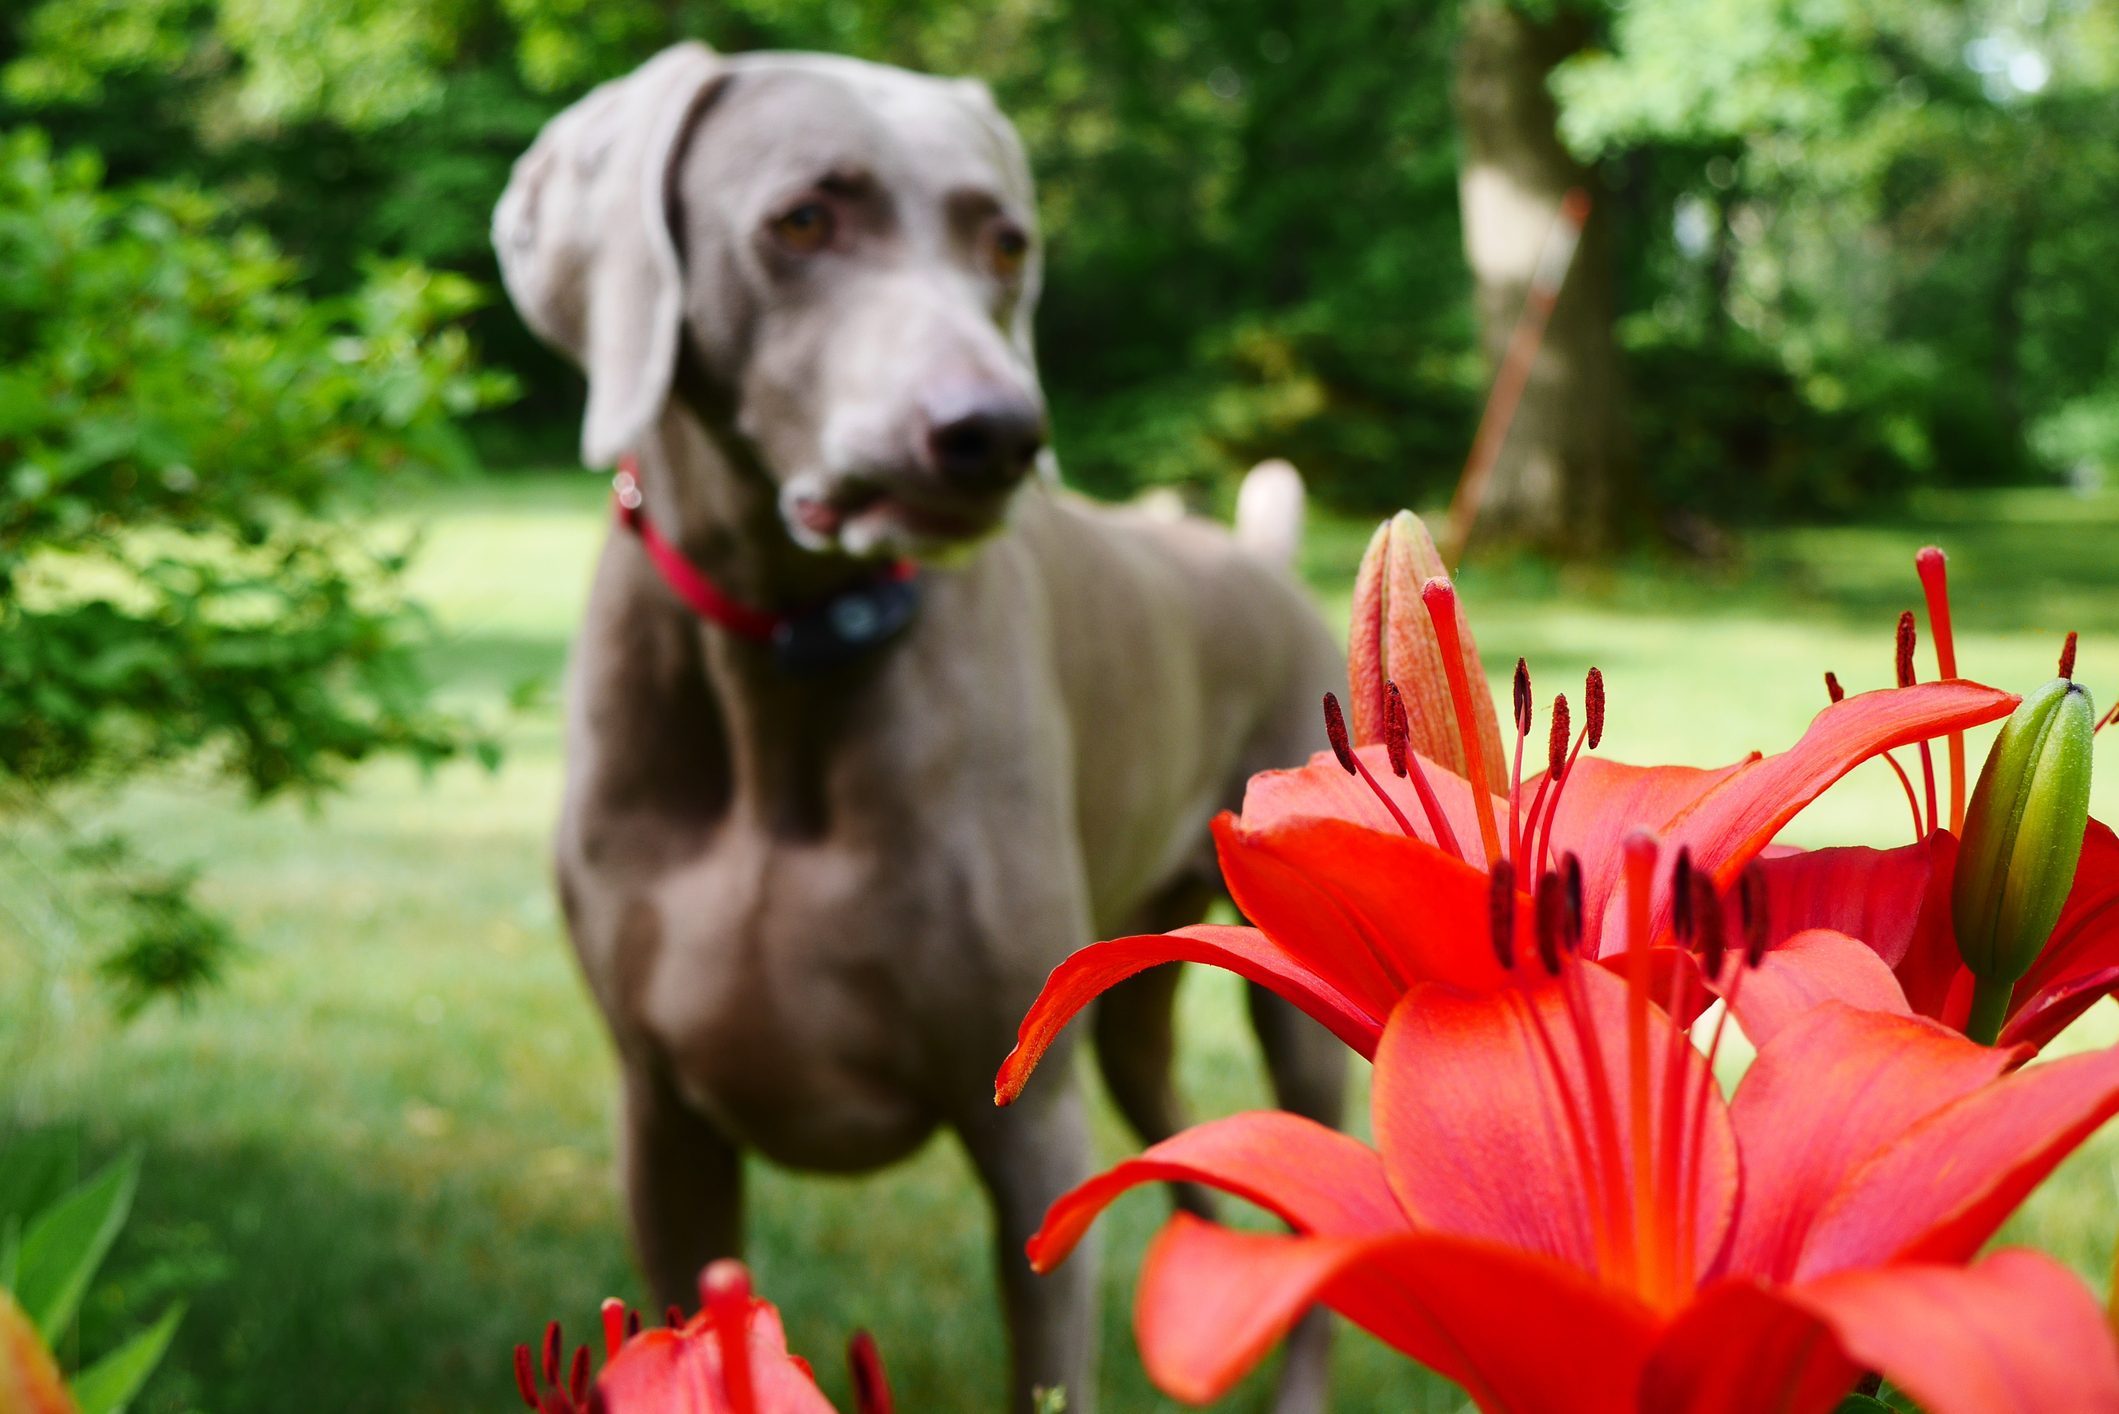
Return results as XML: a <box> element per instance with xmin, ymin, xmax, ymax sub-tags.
<box><xmin>1452</xmin><ymin>1</ymin><xmax>1634</xmax><ymax>552</ymax></box>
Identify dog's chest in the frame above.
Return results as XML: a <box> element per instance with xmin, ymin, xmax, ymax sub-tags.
<box><xmin>596</xmin><ymin>812</ymin><xmax>1054</xmax><ymax>1166</ymax></box>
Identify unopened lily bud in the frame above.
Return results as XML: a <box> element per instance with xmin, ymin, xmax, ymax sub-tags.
<box><xmin>1954</xmin><ymin>677</ymin><xmax>2095</xmax><ymax>1016</ymax></box>
<box><xmin>1346</xmin><ymin>510</ymin><xmax>1501</xmax><ymax>774</ymax></box>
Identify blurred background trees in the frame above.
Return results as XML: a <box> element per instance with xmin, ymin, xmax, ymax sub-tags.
<box><xmin>8</xmin><ymin>0</ymin><xmax>2115</xmax><ymax>545</ymax></box>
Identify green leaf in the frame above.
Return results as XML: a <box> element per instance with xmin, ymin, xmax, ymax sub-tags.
<box><xmin>14</xmin><ymin>1149</ymin><xmax>138</xmax><ymax>1342</ymax></box>
<box><xmin>0</xmin><ymin>1128</ymin><xmax>81</xmax><ymax>1230</ymax></box>
<box><xmin>1834</xmin><ymin>1397</ymin><xmax>1894</xmax><ymax>1412</ymax></box>
<box><xmin>71</xmin><ymin>1301</ymin><xmax>185</xmax><ymax>1414</ymax></box>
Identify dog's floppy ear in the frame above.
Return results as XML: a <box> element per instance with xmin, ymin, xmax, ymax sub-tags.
<box><xmin>493</xmin><ymin>42</ymin><xmax>726</xmax><ymax>467</ymax></box>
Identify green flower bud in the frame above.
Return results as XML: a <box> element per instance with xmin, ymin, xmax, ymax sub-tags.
<box><xmin>1954</xmin><ymin>677</ymin><xmax>2095</xmax><ymax>1040</ymax></box>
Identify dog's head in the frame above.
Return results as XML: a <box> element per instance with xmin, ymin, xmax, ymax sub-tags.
<box><xmin>494</xmin><ymin>43</ymin><xmax>1048</xmax><ymax>559</ymax></box>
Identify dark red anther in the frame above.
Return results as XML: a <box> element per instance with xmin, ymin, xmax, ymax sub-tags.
<box><xmin>568</xmin><ymin>1345</ymin><xmax>591</xmax><ymax>1403</ymax></box>
<box><xmin>587</xmin><ymin>1391</ymin><xmax>610</xmax><ymax>1414</ymax></box>
<box><xmin>1488</xmin><ymin>859</ymin><xmax>1517</xmax><ymax>970</ymax></box>
<box><xmin>1895</xmin><ymin>611</ymin><xmax>1918</xmax><ymax>688</ymax></box>
<box><xmin>2060</xmin><ymin>631</ymin><xmax>2079</xmax><ymax>681</ymax></box>
<box><xmin>1534</xmin><ymin>872</ymin><xmax>1565</xmax><ymax>975</ymax></box>
<box><xmin>1547</xmin><ymin>693</ymin><xmax>1572</xmax><ymax>780</ymax></box>
<box><xmin>665</xmin><ymin>1306</ymin><xmax>684</xmax><ymax>1329</ymax></box>
<box><xmin>1562</xmin><ymin>852</ymin><xmax>1585</xmax><ymax>950</ymax></box>
<box><xmin>849</xmin><ymin>1329</ymin><xmax>895</xmax><ymax>1414</ymax></box>
<box><xmin>1384</xmin><ymin>681</ymin><xmax>1410</xmax><ymax>778</ymax></box>
<box><xmin>1693</xmin><ymin>872</ymin><xmax>1726</xmax><ymax>980</ymax></box>
<box><xmin>1584</xmin><ymin>668</ymin><xmax>1605</xmax><ymax>749</ymax></box>
<box><xmin>514</xmin><ymin>1345</ymin><xmax>540</xmax><ymax>1408</ymax></box>
<box><xmin>542</xmin><ymin>1322</ymin><xmax>563</xmax><ymax>1387</ymax></box>
<box><xmin>1739</xmin><ymin>861</ymin><xmax>1770</xmax><ymax>967</ymax></box>
<box><xmin>1322</xmin><ymin>692</ymin><xmax>1357</xmax><ymax>774</ymax></box>
<box><xmin>1825</xmin><ymin>671</ymin><xmax>1846</xmax><ymax>704</ymax></box>
<box><xmin>1671</xmin><ymin>848</ymin><xmax>1695</xmax><ymax>941</ymax></box>
<box><xmin>1513</xmin><ymin>659</ymin><xmax>1532</xmax><ymax>737</ymax></box>
<box><xmin>625</xmin><ymin>1308</ymin><xmax>641</xmax><ymax>1340</ymax></box>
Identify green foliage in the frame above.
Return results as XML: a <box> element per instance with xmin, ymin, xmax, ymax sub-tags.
<box><xmin>0</xmin><ymin>0</ymin><xmax>1481</xmax><ymax>513</ymax></box>
<box><xmin>0</xmin><ymin>126</ymin><xmax>510</xmax><ymax>1010</ymax></box>
<box><xmin>0</xmin><ymin>1136</ymin><xmax>183</xmax><ymax>1412</ymax></box>
<box><xmin>10</xmin><ymin>0</ymin><xmax>2119</xmax><ymax>526</ymax></box>
<box><xmin>1559</xmin><ymin>0</ymin><xmax>2119</xmax><ymax>515</ymax></box>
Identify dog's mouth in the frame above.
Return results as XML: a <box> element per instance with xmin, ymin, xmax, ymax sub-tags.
<box><xmin>785</xmin><ymin>476</ymin><xmax>1011</xmax><ymax>556</ymax></box>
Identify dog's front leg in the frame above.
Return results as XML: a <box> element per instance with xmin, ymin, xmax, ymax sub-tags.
<box><xmin>957</xmin><ymin>1080</ymin><xmax>1100</xmax><ymax>1414</ymax></box>
<box><xmin>620</xmin><ymin>1056</ymin><xmax>744</xmax><ymax>1312</ymax></box>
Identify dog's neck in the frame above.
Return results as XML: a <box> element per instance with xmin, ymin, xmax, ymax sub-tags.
<box><xmin>629</xmin><ymin>399</ymin><xmax>902</xmax><ymax>838</ymax></box>
<box><xmin>638</xmin><ymin>400</ymin><xmax>881</xmax><ymax>611</ymax></box>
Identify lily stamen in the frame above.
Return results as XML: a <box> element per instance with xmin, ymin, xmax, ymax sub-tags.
<box><xmin>1679</xmin><ymin>863</ymin><xmax>1768</xmax><ymax>1284</ymax></box>
<box><xmin>1617</xmin><ymin>833</ymin><xmax>1660</xmax><ymax>1293</ymax></box>
<box><xmin>1830</xmin><ymin>668</ymin><xmax>1926</xmax><ymax>840</ymax></box>
<box><xmin>1321</xmin><ymin>692</ymin><xmax>1421</xmax><ymax>839</ymax></box>
<box><xmin>1898</xmin><ymin>611</ymin><xmax>1941</xmax><ymax>833</ymax></box>
<box><xmin>1534</xmin><ymin>671</ymin><xmax>1602</xmax><ymax>881</ymax></box>
<box><xmin>1916</xmin><ymin>545</ymin><xmax>1969</xmax><ymax>830</ymax></box>
<box><xmin>1419</xmin><ymin>578</ymin><xmax>1504</xmax><ymax>866</ymax></box>
<box><xmin>704</xmin><ymin>1261</ymin><xmax>758</xmax><ymax>1414</ymax></box>
<box><xmin>1559</xmin><ymin>886</ymin><xmax>1635</xmax><ymax>1297</ymax></box>
<box><xmin>1510</xmin><ymin>659</ymin><xmax>1532</xmax><ymax>865</ymax></box>
<box><xmin>1385</xmin><ymin>682</ymin><xmax>1464</xmax><ymax>857</ymax></box>
<box><xmin>1490</xmin><ymin>859</ymin><xmax>1518</xmax><ymax>971</ymax></box>
<box><xmin>1520</xmin><ymin>693</ymin><xmax>1567</xmax><ymax>875</ymax></box>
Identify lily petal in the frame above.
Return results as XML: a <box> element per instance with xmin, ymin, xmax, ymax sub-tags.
<box><xmin>1371</xmin><ymin>972</ymin><xmax>1737</xmax><ymax>1278</ymax></box>
<box><xmin>1216</xmin><ymin>814</ymin><xmax>1511</xmax><ymax>999</ymax></box>
<box><xmin>2001</xmin><ymin>964</ymin><xmax>2119</xmax><ymax>1050</ymax></box>
<box><xmin>1638</xmin><ymin>1280</ymin><xmax>1862</xmax><ymax>1414</ymax></box>
<box><xmin>1716</xmin><ymin>929</ymin><xmax>1912</xmax><ymax>1049</ymax></box>
<box><xmin>993</xmin><ymin>925</ymin><xmax>1383</xmax><ymax>1105</ymax></box>
<box><xmin>1787</xmin><ymin>1249</ymin><xmax>2119</xmax><ymax>1414</ymax></box>
<box><xmin>1538</xmin><ymin>756</ymin><xmax>1751</xmax><ymax>955</ymax></box>
<box><xmin>1723</xmin><ymin>1003</ymin><xmax>2016</xmax><ymax>1283</ymax></box>
<box><xmin>1548</xmin><ymin>685</ymin><xmax>2015</xmax><ymax>954</ymax></box>
<box><xmin>2011</xmin><ymin>819</ymin><xmax>2119</xmax><ymax>1041</ymax></box>
<box><xmin>1135</xmin><ymin>1214</ymin><xmax>1659</xmax><ymax>1413</ymax></box>
<box><xmin>1796</xmin><ymin>1039</ymin><xmax>2119</xmax><ymax>1279</ymax></box>
<box><xmin>1236</xmin><ymin>744</ymin><xmax>1497</xmax><ymax>853</ymax></box>
<box><xmin>595</xmin><ymin>1302</ymin><xmax>837</xmax><ymax>1412</ymax></box>
<box><xmin>1026</xmin><ymin>1111</ymin><xmax>1404</xmax><ymax>1273</ymax></box>
<box><xmin>1654</xmin><ymin>683</ymin><xmax>2017</xmax><ymax>936</ymax></box>
<box><xmin>1756</xmin><ymin>837</ymin><xmax>1944</xmax><ymax>969</ymax></box>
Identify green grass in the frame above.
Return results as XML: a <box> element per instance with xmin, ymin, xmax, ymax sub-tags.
<box><xmin>7</xmin><ymin>474</ymin><xmax>2119</xmax><ymax>1412</ymax></box>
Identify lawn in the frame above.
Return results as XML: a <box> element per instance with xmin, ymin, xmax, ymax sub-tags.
<box><xmin>7</xmin><ymin>472</ymin><xmax>2119</xmax><ymax>1412</ymax></box>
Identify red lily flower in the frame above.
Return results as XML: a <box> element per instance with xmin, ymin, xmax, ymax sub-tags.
<box><xmin>513</xmin><ymin>1261</ymin><xmax>888</xmax><ymax>1414</ymax></box>
<box><xmin>1727</xmin><ymin>548</ymin><xmax>2119</xmax><ymax>1049</ymax></box>
<box><xmin>993</xmin><ymin>530</ymin><xmax>2014</xmax><ymax>1100</ymax></box>
<box><xmin>1025</xmin><ymin>853</ymin><xmax>2119</xmax><ymax>1412</ymax></box>
<box><xmin>1746</xmin><ymin>819</ymin><xmax>2119</xmax><ymax>1049</ymax></box>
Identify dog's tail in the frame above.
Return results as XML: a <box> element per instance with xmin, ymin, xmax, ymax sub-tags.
<box><xmin>1234</xmin><ymin>458</ymin><xmax>1306</xmax><ymax>570</ymax></box>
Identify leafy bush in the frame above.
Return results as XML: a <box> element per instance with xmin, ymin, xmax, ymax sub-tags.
<box><xmin>0</xmin><ymin>127</ymin><xmax>512</xmax><ymax>1007</ymax></box>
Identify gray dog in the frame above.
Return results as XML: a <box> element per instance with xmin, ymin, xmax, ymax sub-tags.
<box><xmin>493</xmin><ymin>42</ymin><xmax>1345</xmax><ymax>1411</ymax></box>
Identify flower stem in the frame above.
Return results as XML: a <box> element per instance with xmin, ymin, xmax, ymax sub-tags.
<box><xmin>1966</xmin><ymin>974</ymin><xmax>2015</xmax><ymax>1046</ymax></box>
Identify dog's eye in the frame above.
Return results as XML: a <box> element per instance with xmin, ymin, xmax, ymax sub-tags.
<box><xmin>771</xmin><ymin>202</ymin><xmax>834</xmax><ymax>254</ymax></box>
<box><xmin>991</xmin><ymin>224</ymin><xmax>1030</xmax><ymax>280</ymax></box>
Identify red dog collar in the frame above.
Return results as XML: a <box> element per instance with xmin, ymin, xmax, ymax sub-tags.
<box><xmin>611</xmin><ymin>457</ymin><xmax>919</xmax><ymax>671</ymax></box>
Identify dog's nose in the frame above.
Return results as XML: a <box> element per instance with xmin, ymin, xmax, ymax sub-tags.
<box><xmin>923</xmin><ymin>394</ymin><xmax>1046</xmax><ymax>492</ymax></box>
